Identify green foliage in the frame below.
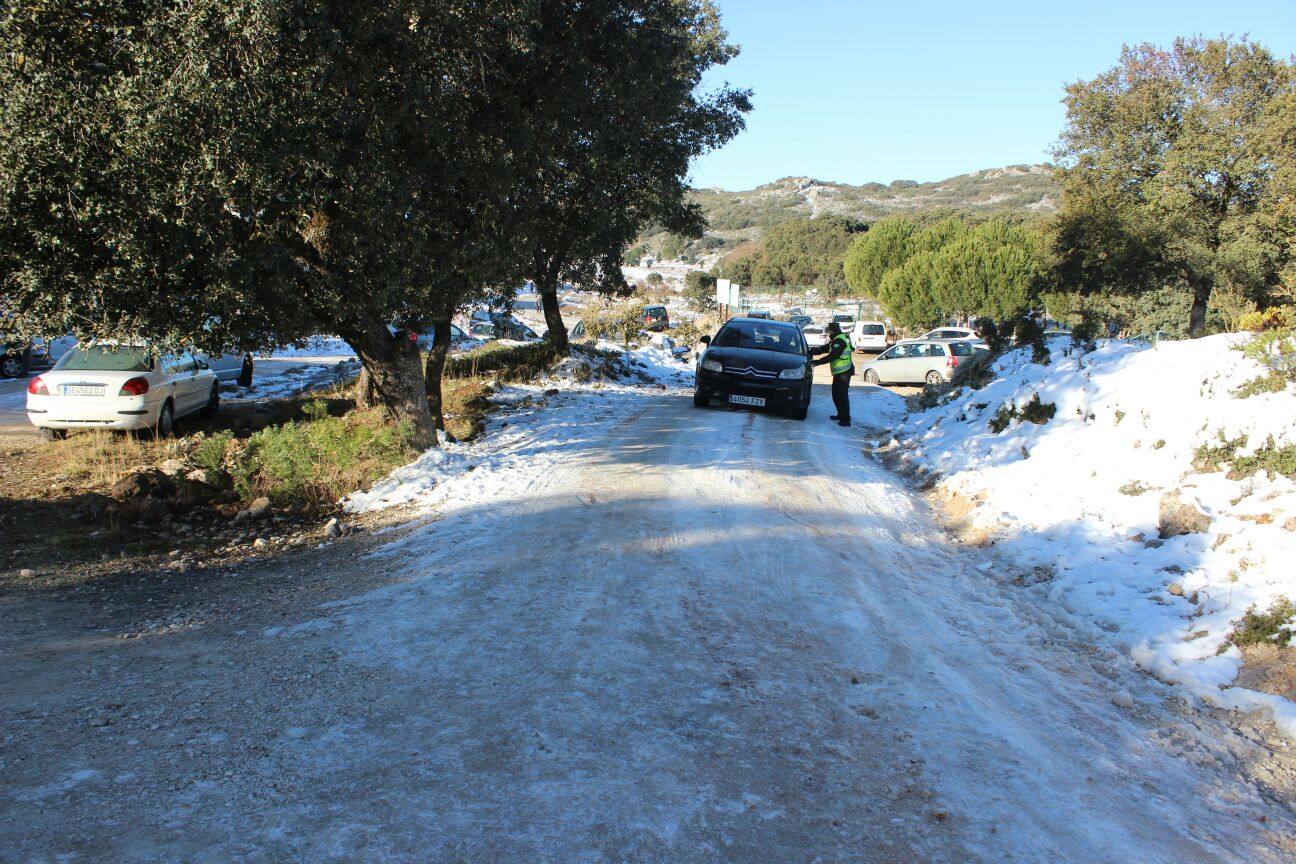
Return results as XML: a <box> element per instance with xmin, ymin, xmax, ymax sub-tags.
<box><xmin>742</xmin><ymin>216</ymin><xmax>862</xmax><ymax>288</ymax></box>
<box><xmin>843</xmin><ymin>217</ymin><xmax>916</xmax><ymax>298</ymax></box>
<box><xmin>1235</xmin><ymin>326</ymin><xmax>1296</xmax><ymax>396</ymax></box>
<box><xmin>1118</xmin><ymin>481</ymin><xmax>1151</xmax><ymax>496</ymax></box>
<box><xmin>988</xmin><ymin>403</ymin><xmax>1016</xmax><ymax>434</ymax></box>
<box><xmin>191</xmin><ymin>432</ymin><xmax>236</xmax><ymax>476</ymax></box>
<box><xmin>1013</xmin><ymin>314</ymin><xmax>1050</xmax><ymax>365</ymax></box>
<box><xmin>683</xmin><ymin>270</ymin><xmax>718</xmax><ymax>312</ymax></box>
<box><xmin>234</xmin><ymin>401</ymin><xmax>415</xmax><ymax>507</ymax></box>
<box><xmin>444</xmin><ymin>342</ymin><xmax>563</xmax><ymax>381</ymax></box>
<box><xmin>1234</xmin><ymin>371</ymin><xmax>1289</xmax><ymax>398</ymax></box>
<box><xmin>1231</xmin><ymin>598</ymin><xmax>1296</xmax><ymax>648</ymax></box>
<box><xmin>1193</xmin><ymin>433</ymin><xmax>1296</xmax><ymax>480</ymax></box>
<box><xmin>577</xmin><ymin>301</ymin><xmax>648</xmax><ymax>347</ymax></box>
<box><xmin>1052</xmin><ymin>36</ymin><xmax>1296</xmax><ymax>336</ymax></box>
<box><xmin>1018</xmin><ymin>393</ymin><xmax>1057</xmax><ymax>425</ymax></box>
<box><xmin>645</xmin><ymin>272</ymin><xmax>664</xmax><ymax>285</ymax></box>
<box><xmin>987</xmin><ymin>393</ymin><xmax>1055</xmax><ymax>432</ymax></box>
<box><xmin>848</xmin><ymin>216</ymin><xmax>1048</xmax><ymax>329</ymax></box>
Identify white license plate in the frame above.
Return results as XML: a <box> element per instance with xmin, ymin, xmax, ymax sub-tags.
<box><xmin>63</xmin><ymin>385</ymin><xmax>105</xmax><ymax>397</ymax></box>
<box><xmin>729</xmin><ymin>394</ymin><xmax>765</xmax><ymax>407</ymax></box>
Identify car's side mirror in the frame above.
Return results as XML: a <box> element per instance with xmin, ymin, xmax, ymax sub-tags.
<box><xmin>196</xmin><ymin>360</ymin><xmax>210</xmax><ymax>370</ymax></box>
<box><xmin>700</xmin><ymin>335</ymin><xmax>711</xmax><ymax>345</ymax></box>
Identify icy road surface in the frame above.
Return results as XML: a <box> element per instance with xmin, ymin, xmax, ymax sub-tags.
<box><xmin>3</xmin><ymin>380</ymin><xmax>1293</xmax><ymax>862</ymax></box>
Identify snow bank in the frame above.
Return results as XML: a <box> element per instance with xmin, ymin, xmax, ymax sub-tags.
<box><xmin>344</xmin><ymin>342</ymin><xmax>692</xmax><ymax>514</ymax></box>
<box><xmin>888</xmin><ymin>334</ymin><xmax>1296</xmax><ymax>736</ymax></box>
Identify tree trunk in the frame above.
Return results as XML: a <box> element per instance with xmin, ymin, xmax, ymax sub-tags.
<box><xmin>1188</xmin><ymin>276</ymin><xmax>1212</xmax><ymax>339</ymax></box>
<box><xmin>424</xmin><ymin>314</ymin><xmax>453</xmax><ymax>431</ymax></box>
<box><xmin>236</xmin><ymin>353</ymin><xmax>254</xmax><ymax>387</ymax></box>
<box><xmin>537</xmin><ymin>277</ymin><xmax>569</xmax><ymax>354</ymax></box>
<box><xmin>355</xmin><ymin>367</ymin><xmax>377</xmax><ymax>407</ymax></box>
<box><xmin>341</xmin><ymin>316</ymin><xmax>438</xmax><ymax>449</ymax></box>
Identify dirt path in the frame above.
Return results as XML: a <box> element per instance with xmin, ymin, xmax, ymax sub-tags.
<box><xmin>2</xmin><ymin>380</ymin><xmax>1293</xmax><ymax>862</ymax></box>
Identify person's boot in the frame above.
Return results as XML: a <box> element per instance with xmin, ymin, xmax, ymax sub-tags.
<box><xmin>838</xmin><ymin>419</ymin><xmax>850</xmax><ymax>427</ymax></box>
<box><xmin>829</xmin><ymin>414</ymin><xmax>840</xmax><ymax>421</ymax></box>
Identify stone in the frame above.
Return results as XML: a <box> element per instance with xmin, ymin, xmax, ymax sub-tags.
<box><xmin>1167</xmin><ymin>582</ymin><xmax>1184</xmax><ymax>597</ymax></box>
<box><xmin>1157</xmin><ymin>491</ymin><xmax>1212</xmax><ymax>539</ymax></box>
<box><xmin>247</xmin><ymin>497</ymin><xmax>272</xmax><ymax>519</ymax></box>
<box><xmin>110</xmin><ymin>469</ymin><xmax>175</xmax><ymax>500</ymax></box>
<box><xmin>157</xmin><ymin>458</ymin><xmax>188</xmax><ymax>476</ymax></box>
<box><xmin>19</xmin><ymin>568</ymin><xmax>35</xmax><ymax>579</ymax></box>
<box><xmin>184</xmin><ymin>468</ymin><xmax>213</xmax><ymax>486</ymax></box>
<box><xmin>1284</xmin><ymin>517</ymin><xmax>1296</xmax><ymax>532</ymax></box>
<box><xmin>252</xmin><ymin>537</ymin><xmax>268</xmax><ymax>549</ymax></box>
<box><xmin>323</xmin><ymin>518</ymin><xmax>342</xmax><ymax>540</ymax></box>
<box><xmin>1111</xmin><ymin>690</ymin><xmax>1134</xmax><ymax>709</ymax></box>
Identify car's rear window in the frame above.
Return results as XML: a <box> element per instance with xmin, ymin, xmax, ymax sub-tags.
<box><xmin>645</xmin><ymin>306</ymin><xmax>667</xmax><ymax>318</ymax></box>
<box><xmin>950</xmin><ymin>342</ymin><xmax>973</xmax><ymax>356</ymax></box>
<box><xmin>54</xmin><ymin>345</ymin><xmax>153</xmax><ymax>372</ymax></box>
<box><xmin>715</xmin><ymin>321</ymin><xmax>802</xmax><ymax>354</ymax></box>
<box><xmin>860</xmin><ymin>324</ymin><xmax>884</xmax><ymax>335</ymax></box>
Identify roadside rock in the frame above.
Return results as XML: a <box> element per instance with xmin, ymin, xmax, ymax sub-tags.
<box><xmin>247</xmin><ymin>497</ymin><xmax>272</xmax><ymax>519</ymax></box>
<box><xmin>157</xmin><ymin>458</ymin><xmax>188</xmax><ymax>477</ymax></box>
<box><xmin>110</xmin><ymin>469</ymin><xmax>175</xmax><ymax>501</ymax></box>
<box><xmin>323</xmin><ymin>518</ymin><xmax>342</xmax><ymax>539</ymax></box>
<box><xmin>1158</xmin><ymin>491</ymin><xmax>1211</xmax><ymax>539</ymax></box>
<box><xmin>1111</xmin><ymin>690</ymin><xmax>1134</xmax><ymax>709</ymax></box>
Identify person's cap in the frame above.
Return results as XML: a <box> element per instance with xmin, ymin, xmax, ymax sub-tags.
<box><xmin>826</xmin><ymin>322</ymin><xmax>841</xmax><ymax>334</ymax></box>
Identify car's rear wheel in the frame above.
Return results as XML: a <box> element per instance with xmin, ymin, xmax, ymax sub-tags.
<box><xmin>693</xmin><ymin>389</ymin><xmax>708</xmax><ymax>408</ymax></box>
<box><xmin>925</xmin><ymin>370</ymin><xmax>944</xmax><ymax>386</ymax></box>
<box><xmin>864</xmin><ymin>369</ymin><xmax>880</xmax><ymax>386</ymax></box>
<box><xmin>39</xmin><ymin>427</ymin><xmax>67</xmax><ymax>442</ymax></box>
<box><xmin>200</xmin><ymin>384</ymin><xmax>219</xmax><ymax>419</ymax></box>
<box><xmin>0</xmin><ymin>352</ymin><xmax>26</xmax><ymax>379</ymax></box>
<box><xmin>789</xmin><ymin>402</ymin><xmax>808</xmax><ymax>421</ymax></box>
<box><xmin>154</xmin><ymin>400</ymin><xmax>175</xmax><ymax>439</ymax></box>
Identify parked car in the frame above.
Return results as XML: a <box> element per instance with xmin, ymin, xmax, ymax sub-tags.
<box><xmin>408</xmin><ymin>323</ymin><xmax>469</xmax><ymax>351</ymax></box>
<box><xmin>1</xmin><ymin>341</ymin><xmax>32</xmax><ymax>378</ymax></box>
<box><xmin>789</xmin><ymin>314</ymin><xmax>813</xmax><ymax>328</ymax></box>
<box><xmin>26</xmin><ymin>343</ymin><xmax>219</xmax><ymax>441</ymax></box>
<box><xmin>801</xmin><ymin>324</ymin><xmax>830</xmax><ymax>348</ymax></box>
<box><xmin>850</xmin><ymin>320</ymin><xmax>896</xmax><ymax>353</ymax></box>
<box><xmin>746</xmin><ymin>309</ymin><xmax>772</xmax><ymax>320</ymax></box>
<box><xmin>643</xmin><ymin>304</ymin><xmax>669</xmax><ymax>332</ymax></box>
<box><xmin>918</xmin><ymin>326</ymin><xmax>976</xmax><ymax>341</ymax></box>
<box><xmin>832</xmin><ymin>312</ymin><xmax>856</xmax><ymax>329</ymax></box>
<box><xmin>694</xmin><ymin>318</ymin><xmax>812</xmax><ymax>420</ymax></box>
<box><xmin>859</xmin><ymin>339</ymin><xmax>984</xmax><ymax>387</ymax></box>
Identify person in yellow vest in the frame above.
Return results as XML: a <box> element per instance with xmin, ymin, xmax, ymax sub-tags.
<box><xmin>809</xmin><ymin>322</ymin><xmax>854</xmax><ymax>427</ymax></box>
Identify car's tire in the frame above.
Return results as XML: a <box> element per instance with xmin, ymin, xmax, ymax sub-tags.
<box><xmin>693</xmin><ymin>389</ymin><xmax>709</xmax><ymax>408</ymax></box>
<box><xmin>789</xmin><ymin>402</ymin><xmax>808</xmax><ymax>421</ymax></box>
<box><xmin>925</xmin><ymin>370</ymin><xmax>944</xmax><ymax>387</ymax></box>
<box><xmin>154</xmin><ymin>400</ymin><xmax>175</xmax><ymax>439</ymax></box>
<box><xmin>864</xmin><ymin>369</ymin><xmax>880</xmax><ymax>386</ymax></box>
<box><xmin>200</xmin><ymin>384</ymin><xmax>219</xmax><ymax>419</ymax></box>
<box><xmin>39</xmin><ymin>427</ymin><xmax>67</xmax><ymax>442</ymax></box>
<box><xmin>0</xmin><ymin>352</ymin><xmax>26</xmax><ymax>379</ymax></box>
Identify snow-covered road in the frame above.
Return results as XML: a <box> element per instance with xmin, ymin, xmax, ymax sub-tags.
<box><xmin>3</xmin><ymin>381</ymin><xmax>1293</xmax><ymax>861</ymax></box>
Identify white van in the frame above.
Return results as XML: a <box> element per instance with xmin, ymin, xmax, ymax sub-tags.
<box><xmin>850</xmin><ymin>320</ymin><xmax>895</xmax><ymax>353</ymax></box>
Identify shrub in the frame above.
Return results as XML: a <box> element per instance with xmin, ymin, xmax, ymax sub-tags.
<box><xmin>1018</xmin><ymin>393</ymin><xmax>1056</xmax><ymax>424</ymax></box>
<box><xmin>988</xmin><ymin>403</ymin><xmax>1016</xmax><ymax>433</ymax></box>
<box><xmin>1234</xmin><ymin>325</ymin><xmax>1295</xmax><ymax>397</ymax></box>
<box><xmin>1118</xmin><ymin>481</ymin><xmax>1150</xmax><ymax>496</ymax></box>
<box><xmin>1235</xmin><ymin>307</ymin><xmax>1294</xmax><ymax>333</ymax></box>
<box><xmin>234</xmin><ymin>400</ymin><xmax>416</xmax><ymax>507</ymax></box>
<box><xmin>974</xmin><ymin>318</ymin><xmax>1011</xmax><ymax>355</ymax></box>
<box><xmin>1192</xmin><ymin>433</ymin><xmax>1296</xmax><ymax>480</ymax></box>
<box><xmin>577</xmin><ymin>301</ymin><xmax>646</xmax><ymax>347</ymax></box>
<box><xmin>444</xmin><ymin>341</ymin><xmax>562</xmax><ymax>380</ymax></box>
<box><xmin>1013</xmin><ymin>313</ymin><xmax>1049</xmax><ymax>365</ymax></box>
<box><xmin>1234</xmin><ymin>370</ymin><xmax>1288</xmax><ymax>398</ymax></box>
<box><xmin>191</xmin><ymin>431</ymin><xmax>236</xmax><ymax>475</ymax></box>
<box><xmin>1070</xmin><ymin>308</ymin><xmax>1101</xmax><ymax>353</ymax></box>
<box><xmin>1231</xmin><ymin>598</ymin><xmax>1296</xmax><ymax>648</ymax></box>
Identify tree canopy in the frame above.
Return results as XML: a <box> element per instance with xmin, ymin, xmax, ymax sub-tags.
<box><xmin>0</xmin><ymin>0</ymin><xmax>748</xmax><ymax>444</ymax></box>
<box><xmin>1051</xmin><ymin>36</ymin><xmax>1296</xmax><ymax>336</ymax></box>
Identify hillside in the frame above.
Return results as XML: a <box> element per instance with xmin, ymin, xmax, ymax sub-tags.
<box><xmin>636</xmin><ymin>164</ymin><xmax>1057</xmax><ymax>265</ymax></box>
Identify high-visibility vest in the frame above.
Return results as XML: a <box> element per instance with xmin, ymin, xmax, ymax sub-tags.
<box><xmin>830</xmin><ymin>334</ymin><xmax>854</xmax><ymax>375</ymax></box>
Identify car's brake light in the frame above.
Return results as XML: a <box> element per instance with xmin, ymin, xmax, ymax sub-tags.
<box><xmin>119</xmin><ymin>376</ymin><xmax>150</xmax><ymax>396</ymax></box>
<box><xmin>27</xmin><ymin>376</ymin><xmax>48</xmax><ymax>396</ymax></box>
<box><xmin>947</xmin><ymin>356</ymin><xmax>959</xmax><ymax>368</ymax></box>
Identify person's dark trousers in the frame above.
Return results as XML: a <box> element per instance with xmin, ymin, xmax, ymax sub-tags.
<box><xmin>831</xmin><ymin>371</ymin><xmax>852</xmax><ymax>425</ymax></box>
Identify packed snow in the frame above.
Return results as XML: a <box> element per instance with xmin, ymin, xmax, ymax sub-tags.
<box><xmin>885</xmin><ymin>334</ymin><xmax>1296</xmax><ymax>736</ymax></box>
<box><xmin>345</xmin><ymin>342</ymin><xmax>694</xmax><ymax>513</ymax></box>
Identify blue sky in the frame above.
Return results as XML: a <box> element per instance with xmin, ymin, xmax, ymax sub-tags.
<box><xmin>691</xmin><ymin>0</ymin><xmax>1296</xmax><ymax>190</ymax></box>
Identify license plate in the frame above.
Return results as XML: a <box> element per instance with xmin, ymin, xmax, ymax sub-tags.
<box><xmin>63</xmin><ymin>385</ymin><xmax>105</xmax><ymax>397</ymax></box>
<box><xmin>729</xmin><ymin>394</ymin><xmax>765</xmax><ymax>407</ymax></box>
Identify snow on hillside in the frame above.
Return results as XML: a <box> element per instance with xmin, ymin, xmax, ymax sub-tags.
<box><xmin>345</xmin><ymin>342</ymin><xmax>692</xmax><ymax>513</ymax></box>
<box><xmin>885</xmin><ymin>334</ymin><xmax>1296</xmax><ymax>736</ymax></box>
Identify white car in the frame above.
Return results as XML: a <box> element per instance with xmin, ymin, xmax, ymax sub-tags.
<box><xmin>859</xmin><ymin>338</ymin><xmax>986</xmax><ymax>387</ymax></box>
<box><xmin>802</xmin><ymin>325</ymin><xmax>830</xmax><ymax>348</ymax></box>
<box><xmin>850</xmin><ymin>320</ymin><xmax>896</xmax><ymax>353</ymax></box>
<box><xmin>26</xmin><ymin>343</ymin><xmax>218</xmax><ymax>441</ymax></box>
<box><xmin>919</xmin><ymin>326</ymin><xmax>976</xmax><ymax>341</ymax></box>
